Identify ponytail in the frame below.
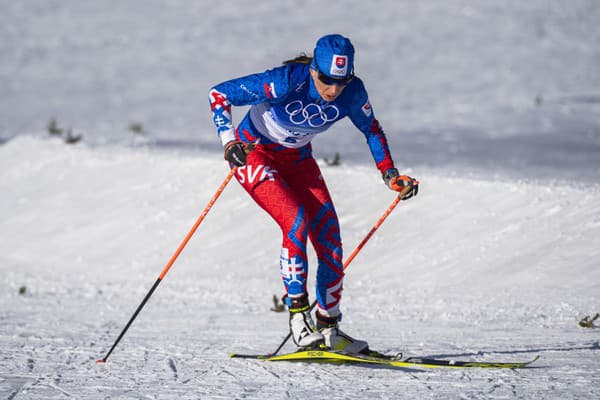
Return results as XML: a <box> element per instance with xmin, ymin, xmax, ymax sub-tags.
<box><xmin>282</xmin><ymin>53</ymin><xmax>313</xmax><ymax>65</ymax></box>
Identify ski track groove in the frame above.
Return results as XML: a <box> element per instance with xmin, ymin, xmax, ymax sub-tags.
<box><xmin>167</xmin><ymin>358</ymin><xmax>178</xmax><ymax>381</ymax></box>
<box><xmin>45</xmin><ymin>381</ymin><xmax>74</xmax><ymax>398</ymax></box>
<box><xmin>245</xmin><ymin>359</ymin><xmax>283</xmax><ymax>381</ymax></box>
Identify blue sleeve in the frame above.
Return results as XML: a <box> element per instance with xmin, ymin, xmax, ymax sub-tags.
<box><xmin>208</xmin><ymin>65</ymin><xmax>296</xmax><ymax>144</ymax></box>
<box><xmin>211</xmin><ymin>65</ymin><xmax>294</xmax><ymax>106</ymax></box>
<box><xmin>347</xmin><ymin>79</ymin><xmax>395</xmax><ymax>173</ymax></box>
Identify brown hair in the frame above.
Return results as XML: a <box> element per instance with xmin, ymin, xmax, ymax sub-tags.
<box><xmin>282</xmin><ymin>53</ymin><xmax>313</xmax><ymax>65</ymax></box>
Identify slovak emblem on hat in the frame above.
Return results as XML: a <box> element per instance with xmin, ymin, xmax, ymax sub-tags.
<box><xmin>329</xmin><ymin>54</ymin><xmax>348</xmax><ymax>77</ymax></box>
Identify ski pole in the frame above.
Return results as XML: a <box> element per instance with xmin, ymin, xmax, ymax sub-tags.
<box><xmin>97</xmin><ymin>167</ymin><xmax>237</xmax><ymax>363</ymax></box>
<box><xmin>271</xmin><ymin>186</ymin><xmax>413</xmax><ymax>356</ymax></box>
<box><xmin>342</xmin><ymin>187</ymin><xmax>410</xmax><ymax>270</ymax></box>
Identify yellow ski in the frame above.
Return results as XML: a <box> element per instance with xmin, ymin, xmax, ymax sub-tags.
<box><xmin>230</xmin><ymin>349</ymin><xmax>540</xmax><ymax>369</ymax></box>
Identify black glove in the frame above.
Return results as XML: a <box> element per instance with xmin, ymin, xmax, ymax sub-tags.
<box><xmin>224</xmin><ymin>141</ymin><xmax>247</xmax><ymax>167</ymax></box>
<box><xmin>382</xmin><ymin>168</ymin><xmax>419</xmax><ymax>200</ymax></box>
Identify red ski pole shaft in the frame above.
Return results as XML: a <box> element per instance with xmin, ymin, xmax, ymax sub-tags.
<box><xmin>342</xmin><ymin>186</ymin><xmax>410</xmax><ymax>270</ymax></box>
<box><xmin>159</xmin><ymin>168</ymin><xmax>237</xmax><ymax>280</ymax></box>
<box><xmin>97</xmin><ymin>168</ymin><xmax>237</xmax><ymax>363</ymax></box>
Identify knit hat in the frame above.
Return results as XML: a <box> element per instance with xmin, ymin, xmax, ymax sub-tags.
<box><xmin>311</xmin><ymin>34</ymin><xmax>355</xmax><ymax>79</ymax></box>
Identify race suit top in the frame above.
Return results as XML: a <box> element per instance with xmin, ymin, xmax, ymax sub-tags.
<box><xmin>208</xmin><ymin>62</ymin><xmax>395</xmax><ymax>173</ymax></box>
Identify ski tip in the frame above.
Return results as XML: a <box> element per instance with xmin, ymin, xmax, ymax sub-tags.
<box><xmin>531</xmin><ymin>355</ymin><xmax>541</xmax><ymax>363</ymax></box>
<box><xmin>96</xmin><ymin>358</ymin><xmax>106</xmax><ymax>364</ymax></box>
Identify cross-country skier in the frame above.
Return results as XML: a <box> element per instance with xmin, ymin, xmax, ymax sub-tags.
<box><xmin>208</xmin><ymin>34</ymin><xmax>418</xmax><ymax>353</ymax></box>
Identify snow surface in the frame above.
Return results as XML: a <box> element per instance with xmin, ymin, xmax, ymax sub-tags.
<box><xmin>1</xmin><ymin>1</ymin><xmax>600</xmax><ymax>399</ymax></box>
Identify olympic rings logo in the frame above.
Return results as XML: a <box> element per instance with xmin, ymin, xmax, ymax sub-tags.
<box><xmin>284</xmin><ymin>100</ymin><xmax>340</xmax><ymax>127</ymax></box>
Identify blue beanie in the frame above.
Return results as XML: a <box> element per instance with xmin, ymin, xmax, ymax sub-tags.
<box><xmin>311</xmin><ymin>34</ymin><xmax>355</xmax><ymax>79</ymax></box>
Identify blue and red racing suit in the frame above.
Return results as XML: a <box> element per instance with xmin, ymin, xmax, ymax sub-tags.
<box><xmin>209</xmin><ymin>62</ymin><xmax>396</xmax><ymax>317</ymax></box>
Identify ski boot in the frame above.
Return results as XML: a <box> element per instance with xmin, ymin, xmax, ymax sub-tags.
<box><xmin>316</xmin><ymin>311</ymin><xmax>369</xmax><ymax>354</ymax></box>
<box><xmin>287</xmin><ymin>294</ymin><xmax>324</xmax><ymax>349</ymax></box>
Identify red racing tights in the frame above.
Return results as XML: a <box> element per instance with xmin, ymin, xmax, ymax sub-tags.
<box><xmin>234</xmin><ymin>144</ymin><xmax>344</xmax><ymax>317</ymax></box>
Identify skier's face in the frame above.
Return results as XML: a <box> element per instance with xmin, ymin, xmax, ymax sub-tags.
<box><xmin>310</xmin><ymin>68</ymin><xmax>349</xmax><ymax>102</ymax></box>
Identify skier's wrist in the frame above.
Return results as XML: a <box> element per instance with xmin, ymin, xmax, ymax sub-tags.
<box><xmin>219</xmin><ymin>128</ymin><xmax>236</xmax><ymax>146</ymax></box>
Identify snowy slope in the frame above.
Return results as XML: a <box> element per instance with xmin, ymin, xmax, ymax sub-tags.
<box><xmin>1</xmin><ymin>136</ymin><xmax>599</xmax><ymax>399</ymax></box>
<box><xmin>1</xmin><ymin>0</ymin><xmax>600</xmax><ymax>398</ymax></box>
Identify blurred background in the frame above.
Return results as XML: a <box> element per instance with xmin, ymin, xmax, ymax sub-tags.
<box><xmin>1</xmin><ymin>0</ymin><xmax>599</xmax><ymax>180</ymax></box>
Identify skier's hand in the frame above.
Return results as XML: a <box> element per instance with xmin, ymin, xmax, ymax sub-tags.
<box><xmin>382</xmin><ymin>168</ymin><xmax>419</xmax><ymax>200</ymax></box>
<box><xmin>224</xmin><ymin>140</ymin><xmax>247</xmax><ymax>167</ymax></box>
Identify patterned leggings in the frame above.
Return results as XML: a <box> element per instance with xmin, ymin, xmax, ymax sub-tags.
<box><xmin>234</xmin><ymin>144</ymin><xmax>344</xmax><ymax>317</ymax></box>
